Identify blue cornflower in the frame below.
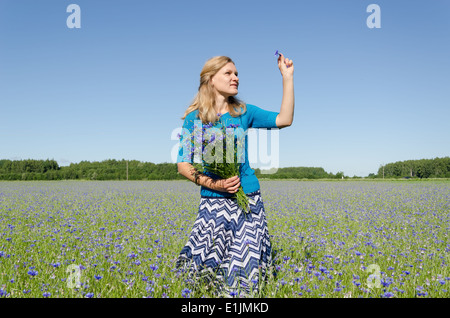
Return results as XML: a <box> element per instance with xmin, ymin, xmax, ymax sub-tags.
<box><xmin>85</xmin><ymin>292</ymin><xmax>94</xmax><ymax>298</ymax></box>
<box><xmin>382</xmin><ymin>292</ymin><xmax>394</xmax><ymax>298</ymax></box>
<box><xmin>275</xmin><ymin>50</ymin><xmax>280</xmax><ymax>57</ymax></box>
<box><xmin>28</xmin><ymin>269</ymin><xmax>38</xmax><ymax>277</ymax></box>
<box><xmin>146</xmin><ymin>285</ymin><xmax>154</xmax><ymax>294</ymax></box>
<box><xmin>94</xmin><ymin>275</ymin><xmax>103</xmax><ymax>281</ymax></box>
<box><xmin>229</xmin><ymin>291</ymin><xmax>238</xmax><ymax>297</ymax></box>
<box><xmin>150</xmin><ymin>264</ymin><xmax>158</xmax><ymax>271</ymax></box>
<box><xmin>0</xmin><ymin>251</ymin><xmax>4</xmax><ymax>257</ymax></box>
<box><xmin>181</xmin><ymin>288</ymin><xmax>191</xmax><ymax>298</ymax></box>
<box><xmin>0</xmin><ymin>288</ymin><xmax>8</xmax><ymax>297</ymax></box>
<box><xmin>43</xmin><ymin>292</ymin><xmax>51</xmax><ymax>298</ymax></box>
<box><xmin>381</xmin><ymin>277</ymin><xmax>393</xmax><ymax>287</ymax></box>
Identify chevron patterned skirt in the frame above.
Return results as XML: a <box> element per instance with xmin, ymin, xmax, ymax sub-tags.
<box><xmin>176</xmin><ymin>190</ymin><xmax>272</xmax><ymax>297</ymax></box>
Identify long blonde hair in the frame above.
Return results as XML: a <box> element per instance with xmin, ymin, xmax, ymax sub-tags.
<box><xmin>182</xmin><ymin>56</ymin><xmax>246</xmax><ymax>123</ymax></box>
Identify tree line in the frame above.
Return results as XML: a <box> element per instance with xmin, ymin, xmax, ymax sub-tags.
<box><xmin>374</xmin><ymin>157</ymin><xmax>450</xmax><ymax>179</ymax></box>
<box><xmin>0</xmin><ymin>157</ymin><xmax>448</xmax><ymax>181</ymax></box>
<box><xmin>0</xmin><ymin>159</ymin><xmax>344</xmax><ymax>181</ymax></box>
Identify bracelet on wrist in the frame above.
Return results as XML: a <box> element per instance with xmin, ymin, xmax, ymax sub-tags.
<box><xmin>193</xmin><ymin>170</ymin><xmax>200</xmax><ymax>186</ymax></box>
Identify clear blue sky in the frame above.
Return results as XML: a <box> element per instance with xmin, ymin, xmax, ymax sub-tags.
<box><xmin>1</xmin><ymin>0</ymin><xmax>449</xmax><ymax>177</ymax></box>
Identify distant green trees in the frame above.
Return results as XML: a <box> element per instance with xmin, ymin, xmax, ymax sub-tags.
<box><xmin>254</xmin><ymin>167</ymin><xmax>339</xmax><ymax>179</ymax></box>
<box><xmin>0</xmin><ymin>159</ymin><xmax>345</xmax><ymax>181</ymax></box>
<box><xmin>376</xmin><ymin>157</ymin><xmax>450</xmax><ymax>179</ymax></box>
<box><xmin>0</xmin><ymin>159</ymin><xmax>184</xmax><ymax>181</ymax></box>
<box><xmin>1</xmin><ymin>157</ymin><xmax>449</xmax><ymax>181</ymax></box>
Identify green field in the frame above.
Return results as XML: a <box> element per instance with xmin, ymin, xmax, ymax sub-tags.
<box><xmin>0</xmin><ymin>180</ymin><xmax>449</xmax><ymax>298</ymax></box>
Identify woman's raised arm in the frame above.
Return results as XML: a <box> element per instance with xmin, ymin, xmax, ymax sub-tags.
<box><xmin>275</xmin><ymin>53</ymin><xmax>295</xmax><ymax>129</ymax></box>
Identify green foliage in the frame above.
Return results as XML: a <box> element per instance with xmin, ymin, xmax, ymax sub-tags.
<box><xmin>3</xmin><ymin>157</ymin><xmax>448</xmax><ymax>181</ymax></box>
<box><xmin>255</xmin><ymin>167</ymin><xmax>338</xmax><ymax>179</ymax></box>
<box><xmin>0</xmin><ymin>159</ymin><xmax>342</xmax><ymax>181</ymax></box>
<box><xmin>377</xmin><ymin>157</ymin><xmax>450</xmax><ymax>179</ymax></box>
<box><xmin>0</xmin><ymin>159</ymin><xmax>185</xmax><ymax>181</ymax></box>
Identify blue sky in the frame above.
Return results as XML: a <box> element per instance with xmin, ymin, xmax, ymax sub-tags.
<box><xmin>1</xmin><ymin>0</ymin><xmax>449</xmax><ymax>177</ymax></box>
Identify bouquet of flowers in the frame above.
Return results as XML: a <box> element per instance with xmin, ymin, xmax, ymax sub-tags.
<box><xmin>179</xmin><ymin>113</ymin><xmax>250</xmax><ymax>212</ymax></box>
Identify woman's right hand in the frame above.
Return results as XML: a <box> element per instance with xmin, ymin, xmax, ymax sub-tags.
<box><xmin>216</xmin><ymin>175</ymin><xmax>241</xmax><ymax>193</ymax></box>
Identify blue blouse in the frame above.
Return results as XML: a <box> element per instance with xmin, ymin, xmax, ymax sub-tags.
<box><xmin>177</xmin><ymin>104</ymin><xmax>279</xmax><ymax>197</ymax></box>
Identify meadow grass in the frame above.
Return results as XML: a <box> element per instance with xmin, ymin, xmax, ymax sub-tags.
<box><xmin>0</xmin><ymin>180</ymin><xmax>449</xmax><ymax>298</ymax></box>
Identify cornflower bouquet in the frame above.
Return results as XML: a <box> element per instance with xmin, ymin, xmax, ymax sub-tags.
<box><xmin>182</xmin><ymin>113</ymin><xmax>250</xmax><ymax>212</ymax></box>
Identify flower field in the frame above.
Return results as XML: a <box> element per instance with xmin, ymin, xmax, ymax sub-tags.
<box><xmin>0</xmin><ymin>180</ymin><xmax>449</xmax><ymax>298</ymax></box>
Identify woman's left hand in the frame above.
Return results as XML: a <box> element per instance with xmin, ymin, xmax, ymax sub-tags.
<box><xmin>277</xmin><ymin>53</ymin><xmax>294</xmax><ymax>79</ymax></box>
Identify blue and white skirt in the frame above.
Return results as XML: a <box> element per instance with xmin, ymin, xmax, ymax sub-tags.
<box><xmin>176</xmin><ymin>190</ymin><xmax>272</xmax><ymax>297</ymax></box>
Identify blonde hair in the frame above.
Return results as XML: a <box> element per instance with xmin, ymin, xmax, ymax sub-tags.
<box><xmin>182</xmin><ymin>56</ymin><xmax>246</xmax><ymax>123</ymax></box>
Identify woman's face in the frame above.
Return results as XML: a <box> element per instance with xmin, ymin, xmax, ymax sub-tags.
<box><xmin>210</xmin><ymin>62</ymin><xmax>239</xmax><ymax>98</ymax></box>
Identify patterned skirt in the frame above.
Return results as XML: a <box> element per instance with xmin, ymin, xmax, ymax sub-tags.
<box><xmin>176</xmin><ymin>190</ymin><xmax>272</xmax><ymax>297</ymax></box>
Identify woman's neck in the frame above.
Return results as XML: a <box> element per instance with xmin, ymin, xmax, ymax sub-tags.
<box><xmin>214</xmin><ymin>95</ymin><xmax>230</xmax><ymax>114</ymax></box>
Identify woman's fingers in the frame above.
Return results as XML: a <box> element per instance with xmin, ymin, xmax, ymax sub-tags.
<box><xmin>277</xmin><ymin>52</ymin><xmax>293</xmax><ymax>69</ymax></box>
<box><xmin>223</xmin><ymin>176</ymin><xmax>240</xmax><ymax>193</ymax></box>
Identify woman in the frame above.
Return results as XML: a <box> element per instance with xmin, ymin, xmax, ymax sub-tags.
<box><xmin>176</xmin><ymin>53</ymin><xmax>294</xmax><ymax>297</ymax></box>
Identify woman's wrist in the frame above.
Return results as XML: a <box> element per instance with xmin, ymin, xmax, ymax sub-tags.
<box><xmin>282</xmin><ymin>74</ymin><xmax>294</xmax><ymax>82</ymax></box>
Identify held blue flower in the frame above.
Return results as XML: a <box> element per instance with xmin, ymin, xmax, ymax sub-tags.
<box><xmin>275</xmin><ymin>50</ymin><xmax>280</xmax><ymax>57</ymax></box>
